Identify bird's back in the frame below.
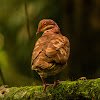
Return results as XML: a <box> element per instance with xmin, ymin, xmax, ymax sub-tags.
<box><xmin>31</xmin><ymin>28</ymin><xmax>70</xmax><ymax>77</ymax></box>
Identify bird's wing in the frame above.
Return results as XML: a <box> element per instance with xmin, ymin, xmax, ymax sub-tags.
<box><xmin>31</xmin><ymin>34</ymin><xmax>70</xmax><ymax>70</ymax></box>
<box><xmin>31</xmin><ymin>36</ymin><xmax>47</xmax><ymax>66</ymax></box>
<box><xmin>46</xmin><ymin>35</ymin><xmax>70</xmax><ymax>64</ymax></box>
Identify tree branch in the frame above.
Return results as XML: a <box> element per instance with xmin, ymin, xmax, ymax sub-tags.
<box><xmin>0</xmin><ymin>78</ymin><xmax>100</xmax><ymax>100</ymax></box>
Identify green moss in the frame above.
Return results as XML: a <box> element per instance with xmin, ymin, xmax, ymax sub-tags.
<box><xmin>0</xmin><ymin>78</ymin><xmax>100</xmax><ymax>100</ymax></box>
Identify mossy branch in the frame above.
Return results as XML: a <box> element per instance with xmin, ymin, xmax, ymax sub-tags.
<box><xmin>0</xmin><ymin>78</ymin><xmax>100</xmax><ymax>100</ymax></box>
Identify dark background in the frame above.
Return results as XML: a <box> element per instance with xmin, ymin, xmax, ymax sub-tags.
<box><xmin>0</xmin><ymin>0</ymin><xmax>100</xmax><ymax>87</ymax></box>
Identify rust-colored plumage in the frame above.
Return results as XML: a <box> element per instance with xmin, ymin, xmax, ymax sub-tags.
<box><xmin>31</xmin><ymin>19</ymin><xmax>70</xmax><ymax>91</ymax></box>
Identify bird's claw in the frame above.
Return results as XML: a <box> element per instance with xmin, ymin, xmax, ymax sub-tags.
<box><xmin>53</xmin><ymin>80</ymin><xmax>59</xmax><ymax>89</ymax></box>
<box><xmin>43</xmin><ymin>84</ymin><xmax>53</xmax><ymax>91</ymax></box>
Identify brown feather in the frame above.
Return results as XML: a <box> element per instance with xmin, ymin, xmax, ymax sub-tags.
<box><xmin>31</xmin><ymin>19</ymin><xmax>70</xmax><ymax>77</ymax></box>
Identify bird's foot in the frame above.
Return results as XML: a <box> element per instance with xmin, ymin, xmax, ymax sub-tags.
<box><xmin>53</xmin><ymin>80</ymin><xmax>65</xmax><ymax>89</ymax></box>
<box><xmin>43</xmin><ymin>84</ymin><xmax>53</xmax><ymax>91</ymax></box>
<box><xmin>53</xmin><ymin>80</ymin><xmax>59</xmax><ymax>89</ymax></box>
<box><xmin>53</xmin><ymin>75</ymin><xmax>65</xmax><ymax>89</ymax></box>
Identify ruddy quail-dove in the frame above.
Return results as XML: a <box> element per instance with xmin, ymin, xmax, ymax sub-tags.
<box><xmin>31</xmin><ymin>19</ymin><xmax>70</xmax><ymax>91</ymax></box>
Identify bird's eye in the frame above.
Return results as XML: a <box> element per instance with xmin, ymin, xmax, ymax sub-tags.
<box><xmin>44</xmin><ymin>22</ymin><xmax>46</xmax><ymax>25</ymax></box>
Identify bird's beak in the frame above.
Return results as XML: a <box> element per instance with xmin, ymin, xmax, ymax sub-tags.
<box><xmin>36</xmin><ymin>29</ymin><xmax>40</xmax><ymax>36</ymax></box>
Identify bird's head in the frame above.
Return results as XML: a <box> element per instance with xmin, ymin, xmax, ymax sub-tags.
<box><xmin>36</xmin><ymin>19</ymin><xmax>58</xmax><ymax>35</ymax></box>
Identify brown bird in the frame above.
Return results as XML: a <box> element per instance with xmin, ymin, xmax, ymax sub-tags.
<box><xmin>31</xmin><ymin>19</ymin><xmax>70</xmax><ymax>91</ymax></box>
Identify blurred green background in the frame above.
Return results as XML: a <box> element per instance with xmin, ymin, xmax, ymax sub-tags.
<box><xmin>0</xmin><ymin>0</ymin><xmax>100</xmax><ymax>87</ymax></box>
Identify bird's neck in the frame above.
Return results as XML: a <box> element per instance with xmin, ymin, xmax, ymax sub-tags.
<box><xmin>44</xmin><ymin>25</ymin><xmax>61</xmax><ymax>34</ymax></box>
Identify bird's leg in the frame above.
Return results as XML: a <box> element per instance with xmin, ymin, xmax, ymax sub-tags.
<box><xmin>41</xmin><ymin>77</ymin><xmax>52</xmax><ymax>91</ymax></box>
<box><xmin>53</xmin><ymin>75</ymin><xmax>59</xmax><ymax>89</ymax></box>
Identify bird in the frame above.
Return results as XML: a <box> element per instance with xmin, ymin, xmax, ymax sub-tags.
<box><xmin>31</xmin><ymin>19</ymin><xmax>70</xmax><ymax>91</ymax></box>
